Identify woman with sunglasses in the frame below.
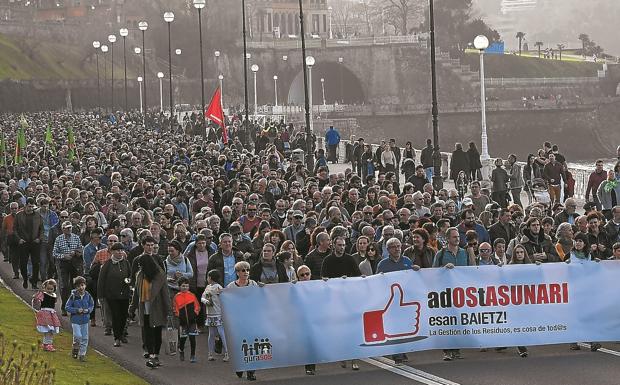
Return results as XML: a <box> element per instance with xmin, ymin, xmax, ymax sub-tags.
<box><xmin>359</xmin><ymin>242</ymin><xmax>380</xmax><ymax>276</ymax></box>
<box><xmin>227</xmin><ymin>261</ymin><xmax>258</xmax><ymax>381</ymax></box>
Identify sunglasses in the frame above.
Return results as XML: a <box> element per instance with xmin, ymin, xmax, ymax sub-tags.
<box><xmin>299</xmin><ymin>272</ymin><xmax>310</xmax><ymax>277</ymax></box>
<box><xmin>236</xmin><ymin>268</ymin><xmax>249</xmax><ymax>273</ymax></box>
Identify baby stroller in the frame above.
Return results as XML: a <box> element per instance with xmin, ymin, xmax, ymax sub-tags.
<box><xmin>531</xmin><ymin>178</ymin><xmax>551</xmax><ymax>205</ymax></box>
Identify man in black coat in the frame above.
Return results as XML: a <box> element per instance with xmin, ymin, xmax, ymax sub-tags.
<box><xmin>320</xmin><ymin>236</ymin><xmax>361</xmax><ymax>279</ymax></box>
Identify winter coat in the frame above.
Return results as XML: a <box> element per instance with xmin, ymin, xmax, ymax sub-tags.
<box><xmin>206</xmin><ymin>250</ymin><xmax>245</xmax><ymax>287</ymax></box>
<box><xmin>450</xmin><ymin>149</ymin><xmax>470</xmax><ymax>181</ymax></box>
<box><xmin>325</xmin><ymin>128</ymin><xmax>341</xmax><ymax>146</ymax></box>
<box><xmin>467</xmin><ymin>148</ymin><xmax>483</xmax><ymax>170</ymax></box>
<box><xmin>519</xmin><ymin>230</ymin><xmax>559</xmax><ymax>263</ymax></box>
<box><xmin>97</xmin><ymin>258</ymin><xmax>132</xmax><ymax>300</ymax></box>
<box><xmin>129</xmin><ymin>268</ymin><xmax>171</xmax><ymax>328</ymax></box>
<box><xmin>65</xmin><ymin>290</ymin><xmax>95</xmax><ymax>325</ymax></box>
<box><xmin>249</xmin><ymin>259</ymin><xmax>289</xmax><ymax>284</ymax></box>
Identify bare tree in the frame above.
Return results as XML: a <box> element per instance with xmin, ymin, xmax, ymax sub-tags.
<box><xmin>331</xmin><ymin>0</ymin><xmax>356</xmax><ymax>38</ymax></box>
<box><xmin>384</xmin><ymin>0</ymin><xmax>424</xmax><ymax>36</ymax></box>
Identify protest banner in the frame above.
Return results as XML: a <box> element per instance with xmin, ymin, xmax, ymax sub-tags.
<box><xmin>221</xmin><ymin>262</ymin><xmax>620</xmax><ymax>371</ymax></box>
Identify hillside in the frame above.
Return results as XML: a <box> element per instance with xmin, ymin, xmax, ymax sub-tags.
<box><xmin>461</xmin><ymin>53</ymin><xmax>601</xmax><ymax>78</ymax></box>
<box><xmin>0</xmin><ymin>33</ymin><xmax>127</xmax><ymax>80</ymax></box>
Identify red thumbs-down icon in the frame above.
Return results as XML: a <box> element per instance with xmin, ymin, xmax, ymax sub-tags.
<box><xmin>363</xmin><ymin>283</ymin><xmax>421</xmax><ymax>344</ymax></box>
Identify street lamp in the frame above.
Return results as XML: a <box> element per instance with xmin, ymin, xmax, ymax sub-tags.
<box><xmin>164</xmin><ymin>11</ymin><xmax>175</xmax><ymax>117</ymax></box>
<box><xmin>474</xmin><ymin>34</ymin><xmax>490</xmax><ymax>161</ymax></box>
<box><xmin>101</xmin><ymin>45</ymin><xmax>108</xmax><ymax>110</ymax></box>
<box><xmin>214</xmin><ymin>50</ymin><xmax>220</xmax><ymax>74</ymax></box>
<box><xmin>92</xmin><ymin>41</ymin><xmax>101</xmax><ymax>111</ymax></box>
<box><xmin>338</xmin><ymin>57</ymin><xmax>344</xmax><ymax>104</ymax></box>
<box><xmin>251</xmin><ymin>64</ymin><xmax>259</xmax><ymax>119</ymax></box>
<box><xmin>108</xmin><ymin>34</ymin><xmax>116</xmax><ymax>111</ymax></box>
<box><xmin>157</xmin><ymin>72</ymin><xmax>164</xmax><ymax>112</ymax></box>
<box><xmin>137</xmin><ymin>76</ymin><xmax>143</xmax><ymax>114</ymax></box>
<box><xmin>193</xmin><ymin>0</ymin><xmax>206</xmax><ymax>127</ymax></box>
<box><xmin>428</xmin><ymin>0</ymin><xmax>442</xmax><ymax>190</ymax></box>
<box><xmin>320</xmin><ymin>78</ymin><xmax>326</xmax><ymax>106</ymax></box>
<box><xmin>282</xmin><ymin>55</ymin><xmax>288</xmax><ymax>62</ymax></box>
<box><xmin>218</xmin><ymin>74</ymin><xmax>224</xmax><ymax>109</ymax></box>
<box><xmin>306</xmin><ymin>56</ymin><xmax>315</xmax><ymax>132</ymax></box>
<box><xmin>241</xmin><ymin>0</ymin><xmax>250</xmax><ymax>143</ymax></box>
<box><xmin>273</xmin><ymin>75</ymin><xmax>278</xmax><ymax>107</ymax></box>
<box><xmin>119</xmin><ymin>28</ymin><xmax>129</xmax><ymax>111</ymax></box>
<box><xmin>298</xmin><ymin>0</ymin><xmax>314</xmax><ymax>169</ymax></box>
<box><xmin>328</xmin><ymin>6</ymin><xmax>333</xmax><ymax>39</ymax></box>
<box><xmin>175</xmin><ymin>49</ymin><xmax>182</xmax><ymax>111</ymax></box>
<box><xmin>138</xmin><ymin>21</ymin><xmax>148</xmax><ymax>123</ymax></box>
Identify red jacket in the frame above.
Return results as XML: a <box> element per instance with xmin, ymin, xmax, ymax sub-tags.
<box><xmin>173</xmin><ymin>291</ymin><xmax>200</xmax><ymax>317</ymax></box>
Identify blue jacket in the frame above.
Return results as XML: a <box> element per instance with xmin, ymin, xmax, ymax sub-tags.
<box><xmin>65</xmin><ymin>289</ymin><xmax>95</xmax><ymax>325</ymax></box>
<box><xmin>325</xmin><ymin>128</ymin><xmax>341</xmax><ymax>146</ymax></box>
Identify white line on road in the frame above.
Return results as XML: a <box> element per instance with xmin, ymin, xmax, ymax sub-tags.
<box><xmin>363</xmin><ymin>357</ymin><xmax>460</xmax><ymax>385</ymax></box>
<box><xmin>578</xmin><ymin>343</ymin><xmax>620</xmax><ymax>357</ymax></box>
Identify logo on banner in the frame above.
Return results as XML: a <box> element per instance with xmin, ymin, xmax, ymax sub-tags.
<box><xmin>241</xmin><ymin>338</ymin><xmax>273</xmax><ymax>363</ymax></box>
<box><xmin>361</xmin><ymin>283</ymin><xmax>427</xmax><ymax>346</ymax></box>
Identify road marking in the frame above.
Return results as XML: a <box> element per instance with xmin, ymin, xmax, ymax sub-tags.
<box><xmin>578</xmin><ymin>343</ymin><xmax>620</xmax><ymax>357</ymax></box>
<box><xmin>363</xmin><ymin>357</ymin><xmax>460</xmax><ymax>385</ymax></box>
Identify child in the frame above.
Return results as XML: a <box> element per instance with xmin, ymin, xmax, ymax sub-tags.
<box><xmin>173</xmin><ymin>277</ymin><xmax>200</xmax><ymax>363</ymax></box>
<box><xmin>32</xmin><ymin>279</ymin><xmax>61</xmax><ymax>352</ymax></box>
<box><xmin>65</xmin><ymin>276</ymin><xmax>95</xmax><ymax>361</ymax></box>
<box><xmin>202</xmin><ymin>269</ymin><xmax>229</xmax><ymax>362</ymax></box>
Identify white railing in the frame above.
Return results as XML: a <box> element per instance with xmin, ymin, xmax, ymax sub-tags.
<box><xmin>319</xmin><ymin>138</ymin><xmax>593</xmax><ymax>201</ymax></box>
<box><xmin>244</xmin><ymin>35</ymin><xmax>426</xmax><ymax>50</ymax></box>
<box><xmin>485</xmin><ymin>77</ymin><xmax>600</xmax><ymax>87</ymax></box>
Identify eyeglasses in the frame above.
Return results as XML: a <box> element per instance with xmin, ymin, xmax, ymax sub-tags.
<box><xmin>236</xmin><ymin>268</ymin><xmax>249</xmax><ymax>273</ymax></box>
<box><xmin>60</xmin><ymin>215</ymin><xmax>68</xmax><ymax>219</ymax></box>
<box><xmin>480</xmin><ymin>248</ymin><xmax>492</xmax><ymax>252</ymax></box>
<box><xmin>299</xmin><ymin>272</ymin><xmax>310</xmax><ymax>277</ymax></box>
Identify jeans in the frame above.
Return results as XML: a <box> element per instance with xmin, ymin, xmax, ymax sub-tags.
<box><xmin>19</xmin><ymin>242</ymin><xmax>40</xmax><ymax>285</ymax></box>
<box><xmin>208</xmin><ymin>325</ymin><xmax>228</xmax><ymax>354</ymax></box>
<box><xmin>55</xmin><ymin>259</ymin><xmax>82</xmax><ymax>309</ymax></box>
<box><xmin>71</xmin><ymin>323</ymin><xmax>89</xmax><ymax>356</ymax></box>
<box><xmin>510</xmin><ymin>188</ymin><xmax>523</xmax><ymax>208</ymax></box>
<box><xmin>425</xmin><ymin>167</ymin><xmax>434</xmax><ymax>183</ymax></box>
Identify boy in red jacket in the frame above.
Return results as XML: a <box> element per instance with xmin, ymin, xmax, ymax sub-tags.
<box><xmin>173</xmin><ymin>277</ymin><xmax>200</xmax><ymax>363</ymax></box>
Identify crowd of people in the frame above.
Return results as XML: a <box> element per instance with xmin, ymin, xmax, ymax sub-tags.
<box><xmin>1</xmin><ymin>111</ymin><xmax>620</xmax><ymax>380</ymax></box>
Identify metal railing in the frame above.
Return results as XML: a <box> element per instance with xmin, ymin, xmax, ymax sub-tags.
<box><xmin>244</xmin><ymin>35</ymin><xmax>427</xmax><ymax>50</ymax></box>
<box><xmin>485</xmin><ymin>77</ymin><xmax>600</xmax><ymax>87</ymax></box>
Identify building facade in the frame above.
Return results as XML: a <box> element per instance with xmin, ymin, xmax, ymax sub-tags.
<box><xmin>248</xmin><ymin>0</ymin><xmax>330</xmax><ymax>40</ymax></box>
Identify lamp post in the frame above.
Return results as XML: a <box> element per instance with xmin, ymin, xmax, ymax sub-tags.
<box><xmin>242</xmin><ymin>0</ymin><xmax>250</xmax><ymax>142</ymax></box>
<box><xmin>282</xmin><ymin>55</ymin><xmax>288</xmax><ymax>62</ymax></box>
<box><xmin>138</xmin><ymin>21</ymin><xmax>148</xmax><ymax>124</ymax></box>
<box><xmin>320</xmin><ymin>78</ymin><xmax>326</xmax><ymax>105</ymax></box>
<box><xmin>273</xmin><ymin>75</ymin><xmax>278</xmax><ymax>107</ymax></box>
<box><xmin>214</xmin><ymin>50</ymin><xmax>220</xmax><ymax>73</ymax></box>
<box><xmin>108</xmin><ymin>34</ymin><xmax>116</xmax><ymax>111</ymax></box>
<box><xmin>193</xmin><ymin>0</ymin><xmax>206</xmax><ymax>127</ymax></box>
<box><xmin>306</xmin><ymin>56</ymin><xmax>315</xmax><ymax>132</ymax></box>
<box><xmin>298</xmin><ymin>0</ymin><xmax>314</xmax><ymax>169</ymax></box>
<box><xmin>157</xmin><ymin>72</ymin><xmax>164</xmax><ymax>112</ymax></box>
<box><xmin>92</xmin><ymin>41</ymin><xmax>101</xmax><ymax>111</ymax></box>
<box><xmin>218</xmin><ymin>74</ymin><xmax>224</xmax><ymax>110</ymax></box>
<box><xmin>137</xmin><ymin>76</ymin><xmax>143</xmax><ymax>113</ymax></box>
<box><xmin>428</xmin><ymin>0</ymin><xmax>442</xmax><ymax>190</ymax></box>
<box><xmin>328</xmin><ymin>6</ymin><xmax>333</xmax><ymax>39</ymax></box>
<box><xmin>474</xmin><ymin>34</ymin><xmax>490</xmax><ymax>161</ymax></box>
<box><xmin>101</xmin><ymin>44</ymin><xmax>108</xmax><ymax>110</ymax></box>
<box><xmin>164</xmin><ymin>11</ymin><xmax>175</xmax><ymax>117</ymax></box>
<box><xmin>119</xmin><ymin>28</ymin><xmax>129</xmax><ymax>111</ymax></box>
<box><xmin>251</xmin><ymin>64</ymin><xmax>259</xmax><ymax>119</ymax></box>
<box><xmin>175</xmin><ymin>49</ymin><xmax>182</xmax><ymax>112</ymax></box>
<box><xmin>338</xmin><ymin>57</ymin><xmax>344</xmax><ymax>104</ymax></box>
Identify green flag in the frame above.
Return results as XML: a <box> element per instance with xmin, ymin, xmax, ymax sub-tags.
<box><xmin>14</xmin><ymin>125</ymin><xmax>26</xmax><ymax>164</ymax></box>
<box><xmin>67</xmin><ymin>126</ymin><xmax>76</xmax><ymax>161</ymax></box>
<box><xmin>45</xmin><ymin>123</ymin><xmax>56</xmax><ymax>156</ymax></box>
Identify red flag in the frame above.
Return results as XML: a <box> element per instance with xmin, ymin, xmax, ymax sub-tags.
<box><xmin>205</xmin><ymin>87</ymin><xmax>227</xmax><ymax>144</ymax></box>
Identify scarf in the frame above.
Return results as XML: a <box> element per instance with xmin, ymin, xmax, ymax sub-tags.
<box><xmin>111</xmin><ymin>254</ymin><xmax>124</xmax><ymax>264</ymax></box>
<box><xmin>604</xmin><ymin>179</ymin><xmax>619</xmax><ymax>193</ymax></box>
<box><xmin>555</xmin><ymin>239</ymin><xmax>573</xmax><ymax>261</ymax></box>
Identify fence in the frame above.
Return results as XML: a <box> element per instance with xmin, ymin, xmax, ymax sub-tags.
<box><xmin>485</xmin><ymin>77</ymin><xmax>600</xmax><ymax>87</ymax></box>
<box><xmin>244</xmin><ymin>35</ymin><xmax>426</xmax><ymax>50</ymax></box>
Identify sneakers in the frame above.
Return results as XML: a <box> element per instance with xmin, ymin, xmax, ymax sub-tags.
<box><xmin>72</xmin><ymin>346</ymin><xmax>79</xmax><ymax>359</ymax></box>
<box><xmin>190</xmin><ymin>356</ymin><xmax>196</xmax><ymax>363</ymax></box>
<box><xmin>352</xmin><ymin>362</ymin><xmax>360</xmax><ymax>370</ymax></box>
<box><xmin>590</xmin><ymin>343</ymin><xmax>602</xmax><ymax>352</ymax></box>
<box><xmin>114</xmin><ymin>339</ymin><xmax>121</xmax><ymax>347</ymax></box>
<box><xmin>246</xmin><ymin>372</ymin><xmax>256</xmax><ymax>381</ymax></box>
<box><xmin>223</xmin><ymin>353</ymin><xmax>229</xmax><ymax>362</ymax></box>
<box><xmin>570</xmin><ymin>343</ymin><xmax>581</xmax><ymax>350</ymax></box>
<box><xmin>394</xmin><ymin>358</ymin><xmax>403</xmax><ymax>366</ymax></box>
<box><xmin>146</xmin><ymin>359</ymin><xmax>157</xmax><ymax>368</ymax></box>
<box><xmin>452</xmin><ymin>350</ymin><xmax>462</xmax><ymax>359</ymax></box>
<box><xmin>79</xmin><ymin>355</ymin><xmax>86</xmax><ymax>362</ymax></box>
<box><xmin>208</xmin><ymin>353</ymin><xmax>215</xmax><ymax>361</ymax></box>
<box><xmin>305</xmin><ymin>369</ymin><xmax>316</xmax><ymax>375</ymax></box>
<box><xmin>442</xmin><ymin>352</ymin><xmax>453</xmax><ymax>361</ymax></box>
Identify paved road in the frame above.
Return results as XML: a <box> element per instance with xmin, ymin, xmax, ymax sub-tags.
<box><xmin>3</xmin><ymin>254</ymin><xmax>620</xmax><ymax>385</ymax></box>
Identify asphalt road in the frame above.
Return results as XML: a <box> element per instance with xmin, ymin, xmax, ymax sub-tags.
<box><xmin>3</xmin><ymin>255</ymin><xmax>620</xmax><ymax>385</ymax></box>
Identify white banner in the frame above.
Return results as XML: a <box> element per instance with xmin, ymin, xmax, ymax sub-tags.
<box><xmin>221</xmin><ymin>262</ymin><xmax>620</xmax><ymax>371</ymax></box>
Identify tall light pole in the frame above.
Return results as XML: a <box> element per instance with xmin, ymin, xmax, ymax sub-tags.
<box><xmin>474</xmin><ymin>34</ymin><xmax>490</xmax><ymax>161</ymax></box>
<box><xmin>428</xmin><ymin>0</ymin><xmax>442</xmax><ymax>190</ymax></box>
<box><xmin>338</xmin><ymin>57</ymin><xmax>344</xmax><ymax>104</ymax></box>
<box><xmin>328</xmin><ymin>6</ymin><xmax>333</xmax><ymax>39</ymax></box>
<box><xmin>164</xmin><ymin>11</ymin><xmax>175</xmax><ymax>117</ymax></box>
<box><xmin>218</xmin><ymin>74</ymin><xmax>224</xmax><ymax>110</ymax></box>
<box><xmin>138</xmin><ymin>21</ymin><xmax>148</xmax><ymax>125</ymax></box>
<box><xmin>242</xmin><ymin>0</ymin><xmax>250</xmax><ymax>142</ymax></box>
<box><xmin>119</xmin><ymin>28</ymin><xmax>129</xmax><ymax>111</ymax></box>
<box><xmin>298</xmin><ymin>0</ymin><xmax>314</xmax><ymax>169</ymax></box>
<box><xmin>320</xmin><ymin>78</ymin><xmax>326</xmax><ymax>105</ymax></box>
<box><xmin>137</xmin><ymin>76</ymin><xmax>143</xmax><ymax>113</ymax></box>
<box><xmin>157</xmin><ymin>72</ymin><xmax>164</xmax><ymax>112</ymax></box>
<box><xmin>108</xmin><ymin>34</ymin><xmax>116</xmax><ymax>111</ymax></box>
<box><xmin>193</xmin><ymin>0</ymin><xmax>206</xmax><ymax>127</ymax></box>
<box><xmin>92</xmin><ymin>41</ymin><xmax>101</xmax><ymax>112</ymax></box>
<box><xmin>251</xmin><ymin>64</ymin><xmax>259</xmax><ymax>119</ymax></box>
<box><xmin>101</xmin><ymin>44</ymin><xmax>108</xmax><ymax>110</ymax></box>
<box><xmin>306</xmin><ymin>56</ymin><xmax>315</xmax><ymax>133</ymax></box>
<box><xmin>273</xmin><ymin>75</ymin><xmax>278</xmax><ymax>107</ymax></box>
<box><xmin>214</xmin><ymin>50</ymin><xmax>220</xmax><ymax>73</ymax></box>
<box><xmin>175</xmin><ymin>48</ymin><xmax>182</xmax><ymax>111</ymax></box>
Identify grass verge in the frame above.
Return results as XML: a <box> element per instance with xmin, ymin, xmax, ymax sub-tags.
<box><xmin>0</xmin><ymin>284</ymin><xmax>148</xmax><ymax>385</ymax></box>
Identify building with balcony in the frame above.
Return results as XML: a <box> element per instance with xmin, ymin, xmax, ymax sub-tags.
<box><xmin>248</xmin><ymin>0</ymin><xmax>330</xmax><ymax>40</ymax></box>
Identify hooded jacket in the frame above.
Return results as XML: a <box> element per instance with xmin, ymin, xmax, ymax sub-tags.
<box><xmin>65</xmin><ymin>289</ymin><xmax>95</xmax><ymax>325</ymax></box>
